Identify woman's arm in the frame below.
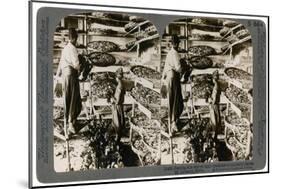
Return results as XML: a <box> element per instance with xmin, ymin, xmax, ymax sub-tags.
<box><xmin>211</xmin><ymin>81</ymin><xmax>218</xmax><ymax>104</ymax></box>
<box><xmin>70</xmin><ymin>46</ymin><xmax>80</xmax><ymax>70</ymax></box>
<box><xmin>112</xmin><ymin>82</ymin><xmax>123</xmax><ymax>104</ymax></box>
<box><xmin>173</xmin><ymin>51</ymin><xmax>182</xmax><ymax>73</ymax></box>
<box><xmin>162</xmin><ymin>52</ymin><xmax>172</xmax><ymax>83</ymax></box>
<box><xmin>55</xmin><ymin>58</ymin><xmax>62</xmax><ymax>78</ymax></box>
<box><xmin>115</xmin><ymin>83</ymin><xmax>124</xmax><ymax>103</ymax></box>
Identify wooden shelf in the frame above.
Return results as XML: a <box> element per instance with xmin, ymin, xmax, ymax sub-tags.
<box><xmin>187</xmin><ymin>22</ymin><xmax>223</xmax><ymax>32</ymax></box>
<box><xmin>78</xmin><ymin>32</ymin><xmax>87</xmax><ymax>35</ymax></box>
<box><xmin>188</xmin><ymin>38</ymin><xmax>225</xmax><ymax>42</ymax></box>
<box><xmin>161</xmin><ymin>35</ymin><xmax>188</xmax><ymax>40</ymax></box>
<box><xmin>86</xmin><ymin>15</ymin><xmax>129</xmax><ymax>28</ymax></box>
<box><xmin>170</xmin><ymin>21</ymin><xmax>188</xmax><ymax>25</ymax></box>
<box><xmin>68</xmin><ymin>14</ymin><xmax>87</xmax><ymax>18</ymax></box>
<box><xmin>85</xmin><ymin>95</ymin><xmax>133</xmax><ymax>107</ymax></box>
<box><xmin>90</xmin><ymin>65</ymin><xmax>131</xmax><ymax>73</ymax></box>
<box><xmin>128</xmin><ymin>34</ymin><xmax>159</xmax><ymax>51</ymax></box>
<box><xmin>87</xmin><ymin>15</ymin><xmax>129</xmax><ymax>23</ymax></box>
<box><xmin>223</xmin><ymin>36</ymin><xmax>251</xmax><ymax>54</ymax></box>
<box><xmin>190</xmin><ymin>68</ymin><xmax>225</xmax><ymax>75</ymax></box>
<box><xmin>54</xmin><ymin>32</ymin><xmax>68</xmax><ymax>36</ymax></box>
<box><xmin>87</xmin><ymin>31</ymin><xmax>133</xmax><ymax>38</ymax></box>
<box><xmin>130</xmin><ymin>95</ymin><xmax>154</xmax><ymax>119</ymax></box>
<box><xmin>132</xmin><ymin>75</ymin><xmax>161</xmax><ymax>93</ymax></box>
<box><xmin>124</xmin><ymin>20</ymin><xmax>150</xmax><ymax>36</ymax></box>
<box><xmin>222</xmin><ymin>24</ymin><xmax>243</xmax><ymax>39</ymax></box>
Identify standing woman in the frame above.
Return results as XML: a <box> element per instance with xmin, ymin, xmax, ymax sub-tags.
<box><xmin>55</xmin><ymin>28</ymin><xmax>82</xmax><ymax>134</ymax></box>
<box><xmin>111</xmin><ymin>68</ymin><xmax>126</xmax><ymax>143</ymax></box>
<box><xmin>161</xmin><ymin>34</ymin><xmax>184</xmax><ymax>134</ymax></box>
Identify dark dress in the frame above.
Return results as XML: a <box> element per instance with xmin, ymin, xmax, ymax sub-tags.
<box><xmin>166</xmin><ymin>70</ymin><xmax>184</xmax><ymax>127</ymax></box>
<box><xmin>62</xmin><ymin>66</ymin><xmax>82</xmax><ymax>123</ymax></box>
<box><xmin>112</xmin><ymin>80</ymin><xmax>125</xmax><ymax>141</ymax></box>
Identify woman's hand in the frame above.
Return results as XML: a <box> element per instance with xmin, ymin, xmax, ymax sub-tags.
<box><xmin>54</xmin><ymin>77</ymin><xmax>63</xmax><ymax>97</ymax></box>
<box><xmin>85</xmin><ymin>56</ymin><xmax>92</xmax><ymax>64</ymax></box>
<box><xmin>161</xmin><ymin>77</ymin><xmax>166</xmax><ymax>87</ymax></box>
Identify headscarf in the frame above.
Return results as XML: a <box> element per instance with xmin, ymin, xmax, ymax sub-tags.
<box><xmin>116</xmin><ymin>68</ymin><xmax>123</xmax><ymax>79</ymax></box>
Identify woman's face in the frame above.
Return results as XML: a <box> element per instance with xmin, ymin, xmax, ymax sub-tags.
<box><xmin>213</xmin><ymin>73</ymin><xmax>219</xmax><ymax>81</ymax></box>
<box><xmin>71</xmin><ymin>37</ymin><xmax>77</xmax><ymax>45</ymax></box>
<box><xmin>172</xmin><ymin>42</ymin><xmax>179</xmax><ymax>50</ymax></box>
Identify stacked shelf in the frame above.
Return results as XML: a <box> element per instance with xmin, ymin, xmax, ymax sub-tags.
<box><xmin>129</xmin><ymin>103</ymin><xmax>162</xmax><ymax>166</ymax></box>
<box><xmin>54</xmin><ymin>13</ymin><xmax>162</xmax><ymax>122</ymax></box>
<box><xmin>224</xmin><ymin>109</ymin><xmax>252</xmax><ymax>160</ymax></box>
<box><xmin>129</xmin><ymin>110</ymin><xmax>161</xmax><ymax>166</ymax></box>
<box><xmin>130</xmin><ymin>65</ymin><xmax>162</xmax><ymax>91</ymax></box>
<box><xmin>160</xmin><ymin>18</ymin><xmax>228</xmax><ymax>72</ymax></box>
<box><xmin>224</xmin><ymin>67</ymin><xmax>252</xmax><ymax>120</ymax></box>
<box><xmin>222</xmin><ymin>66</ymin><xmax>252</xmax><ymax>160</ymax></box>
<box><xmin>124</xmin><ymin>19</ymin><xmax>160</xmax><ymax>59</ymax></box>
<box><xmin>127</xmin><ymin>63</ymin><xmax>165</xmax><ymax>165</ymax></box>
<box><xmin>219</xmin><ymin>20</ymin><xmax>252</xmax><ymax>57</ymax></box>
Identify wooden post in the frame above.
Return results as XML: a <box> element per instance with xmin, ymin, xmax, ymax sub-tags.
<box><xmin>83</xmin><ymin>16</ymin><xmax>87</xmax><ymax>49</ymax></box>
<box><xmin>169</xmin><ymin>136</ymin><xmax>174</xmax><ymax>164</ymax></box>
<box><xmin>89</xmin><ymin>75</ymin><xmax>93</xmax><ymax>116</ymax></box>
<box><xmin>230</xmin><ymin>47</ymin><xmax>233</xmax><ymax>60</ymax></box>
<box><xmin>190</xmin><ymin>84</ymin><xmax>194</xmax><ymax>115</ymax></box>
<box><xmin>65</xmin><ymin>138</ymin><xmax>71</xmax><ymax>171</ymax></box>
<box><xmin>185</xmin><ymin>84</ymin><xmax>190</xmax><ymax>119</ymax></box>
<box><xmin>137</xmin><ymin>44</ymin><xmax>140</xmax><ymax>58</ymax></box>
<box><xmin>63</xmin><ymin>94</ymin><xmax>71</xmax><ymax>171</ymax></box>
<box><xmin>129</xmin><ymin>123</ymin><xmax>133</xmax><ymax>142</ymax></box>
<box><xmin>60</xmin><ymin>18</ymin><xmax>65</xmax><ymax>28</ymax></box>
<box><xmin>165</xmin><ymin>26</ymin><xmax>169</xmax><ymax>34</ymax></box>
<box><xmin>137</xmin><ymin>27</ymin><xmax>141</xmax><ymax>57</ymax></box>
<box><xmin>250</xmin><ymin>97</ymin><xmax>253</xmax><ymax>124</ymax></box>
<box><xmin>184</xmin><ymin>23</ymin><xmax>188</xmax><ymax>51</ymax></box>
<box><xmin>226</xmin><ymin>97</ymin><xmax>230</xmax><ymax>116</ymax></box>
<box><xmin>132</xmin><ymin>81</ymin><xmax>137</xmax><ymax>117</ymax></box>
<box><xmin>158</xmin><ymin>133</ymin><xmax>162</xmax><ymax>164</ymax></box>
<box><xmin>132</xmin><ymin>102</ymin><xmax>135</xmax><ymax>117</ymax></box>
<box><xmin>167</xmin><ymin>90</ymin><xmax>174</xmax><ymax>164</ymax></box>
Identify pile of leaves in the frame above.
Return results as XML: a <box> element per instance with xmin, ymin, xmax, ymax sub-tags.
<box><xmin>131</xmin><ymin>65</ymin><xmax>161</xmax><ymax>80</ymax></box>
<box><xmin>88</xmin><ymin>52</ymin><xmax>116</xmax><ymax>67</ymax></box>
<box><xmin>131</xmin><ymin>83</ymin><xmax>161</xmax><ymax>107</ymax></box>
<box><xmin>191</xmin><ymin>74</ymin><xmax>214</xmax><ymax>99</ymax></box>
<box><xmin>188</xmin><ymin>45</ymin><xmax>217</xmax><ymax>57</ymax></box>
<box><xmin>87</xmin><ymin>41</ymin><xmax>121</xmax><ymax>52</ymax></box>
<box><xmin>91</xmin><ymin>72</ymin><xmax>117</xmax><ymax>99</ymax></box>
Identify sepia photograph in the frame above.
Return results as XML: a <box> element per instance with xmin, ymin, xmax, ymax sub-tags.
<box><xmin>52</xmin><ymin>12</ymin><xmax>253</xmax><ymax>172</ymax></box>
<box><xmin>159</xmin><ymin>17</ymin><xmax>253</xmax><ymax>164</ymax></box>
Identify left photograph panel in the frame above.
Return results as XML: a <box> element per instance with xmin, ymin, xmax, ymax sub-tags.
<box><xmin>52</xmin><ymin>12</ymin><xmax>161</xmax><ymax>172</ymax></box>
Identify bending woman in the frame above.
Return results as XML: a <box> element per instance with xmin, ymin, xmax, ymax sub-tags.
<box><xmin>111</xmin><ymin>68</ymin><xmax>126</xmax><ymax>143</ymax></box>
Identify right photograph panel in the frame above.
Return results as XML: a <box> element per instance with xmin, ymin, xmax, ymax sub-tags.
<box><xmin>160</xmin><ymin>17</ymin><xmax>253</xmax><ymax>164</ymax></box>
